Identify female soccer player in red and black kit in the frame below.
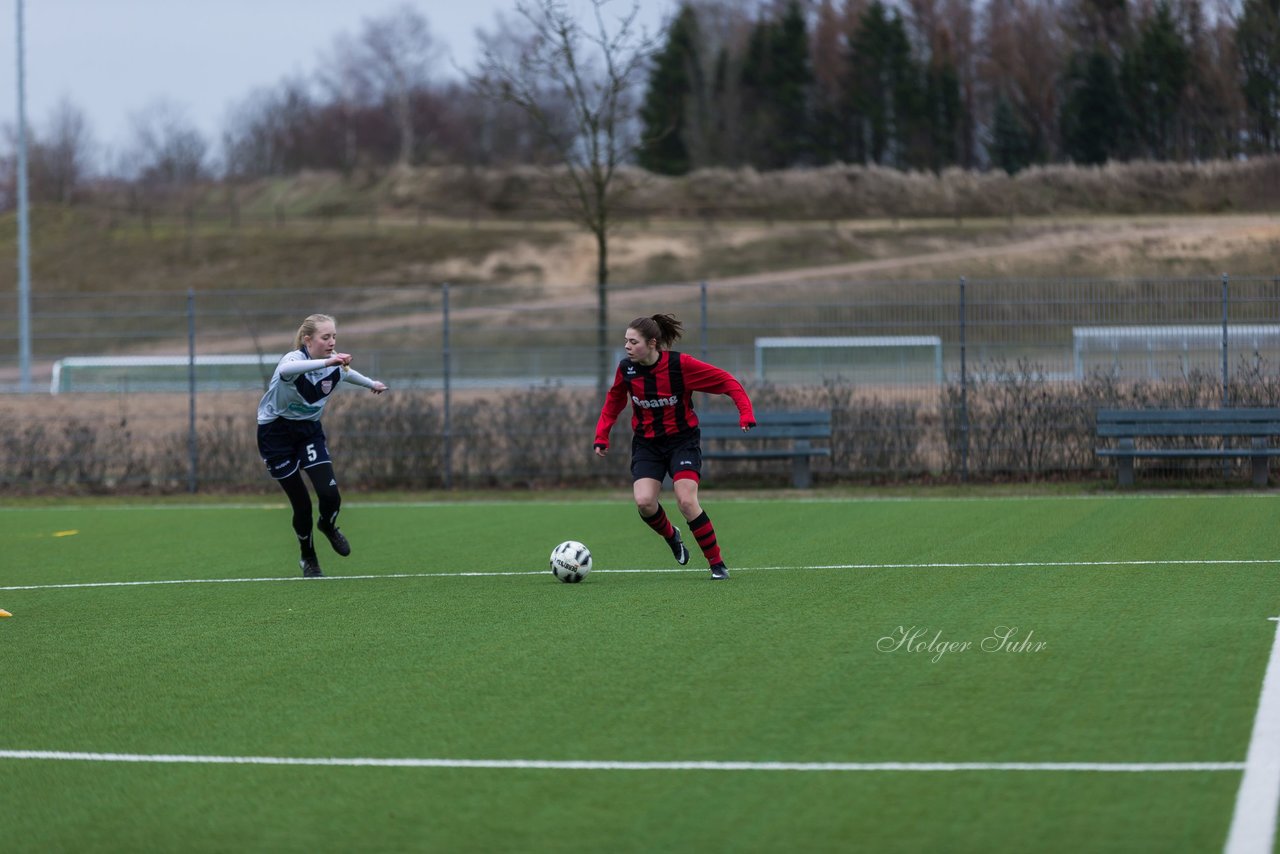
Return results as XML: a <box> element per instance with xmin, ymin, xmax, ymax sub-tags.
<box><xmin>594</xmin><ymin>314</ymin><xmax>755</xmax><ymax>580</ymax></box>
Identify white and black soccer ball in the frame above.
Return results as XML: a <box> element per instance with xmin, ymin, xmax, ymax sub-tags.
<box><xmin>550</xmin><ymin>540</ymin><xmax>592</xmax><ymax>583</ymax></box>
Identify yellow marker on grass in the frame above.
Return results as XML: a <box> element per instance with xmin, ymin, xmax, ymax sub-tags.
<box><xmin>0</xmin><ymin>609</ymin><xmax>12</xmax><ymax>618</ymax></box>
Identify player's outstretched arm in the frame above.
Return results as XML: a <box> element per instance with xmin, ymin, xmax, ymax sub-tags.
<box><xmin>342</xmin><ymin>365</ymin><xmax>386</xmax><ymax>394</ymax></box>
<box><xmin>681</xmin><ymin>356</ymin><xmax>756</xmax><ymax>429</ymax></box>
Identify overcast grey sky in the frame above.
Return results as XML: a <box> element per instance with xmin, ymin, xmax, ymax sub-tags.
<box><xmin>0</xmin><ymin>0</ymin><xmax>672</xmax><ymax>157</ymax></box>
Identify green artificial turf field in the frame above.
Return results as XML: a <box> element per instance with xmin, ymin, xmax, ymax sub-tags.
<box><xmin>2</xmin><ymin>493</ymin><xmax>1278</xmax><ymax>853</ymax></box>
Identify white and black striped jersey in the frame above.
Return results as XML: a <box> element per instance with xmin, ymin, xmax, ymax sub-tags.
<box><xmin>256</xmin><ymin>348</ymin><xmax>378</xmax><ymax>424</ymax></box>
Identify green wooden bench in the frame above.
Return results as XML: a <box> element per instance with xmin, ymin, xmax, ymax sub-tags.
<box><xmin>699</xmin><ymin>410</ymin><xmax>832</xmax><ymax>489</ymax></box>
<box><xmin>1095</xmin><ymin>408</ymin><xmax>1280</xmax><ymax>486</ymax></box>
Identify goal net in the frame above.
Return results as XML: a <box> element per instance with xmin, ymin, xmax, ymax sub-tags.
<box><xmin>1072</xmin><ymin>325</ymin><xmax>1280</xmax><ymax>380</ymax></box>
<box><xmin>50</xmin><ymin>355</ymin><xmax>280</xmax><ymax>394</ymax></box>
<box><xmin>754</xmin><ymin>336</ymin><xmax>944</xmax><ymax>385</ymax></box>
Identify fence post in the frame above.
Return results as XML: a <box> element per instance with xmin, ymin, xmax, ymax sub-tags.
<box><xmin>187</xmin><ymin>288</ymin><xmax>198</xmax><ymax>493</ymax></box>
<box><xmin>959</xmin><ymin>276</ymin><xmax>969</xmax><ymax>482</ymax></box>
<box><xmin>1221</xmin><ymin>272</ymin><xmax>1229</xmax><ymax>408</ymax></box>
<box><xmin>700</xmin><ymin>281</ymin><xmax>708</xmax><ymax>361</ymax></box>
<box><xmin>442</xmin><ymin>283</ymin><xmax>453</xmax><ymax>491</ymax></box>
<box><xmin>597</xmin><ymin>276</ymin><xmax>609</xmax><ymax>396</ymax></box>
<box><xmin>15</xmin><ymin>0</ymin><xmax>32</xmax><ymax>393</ymax></box>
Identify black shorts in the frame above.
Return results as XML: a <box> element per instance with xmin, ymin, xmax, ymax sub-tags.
<box><xmin>631</xmin><ymin>430</ymin><xmax>702</xmax><ymax>483</ymax></box>
<box><xmin>257</xmin><ymin>419</ymin><xmax>332</xmax><ymax>480</ymax></box>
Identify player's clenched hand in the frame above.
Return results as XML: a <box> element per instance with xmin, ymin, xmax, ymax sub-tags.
<box><xmin>741</xmin><ymin>420</ymin><xmax>756</xmax><ymax>433</ymax></box>
<box><xmin>327</xmin><ymin>352</ymin><xmax>353</xmax><ymax>368</ymax></box>
<box><xmin>371</xmin><ymin>382</ymin><xmax>388</xmax><ymax>394</ymax></box>
<box><xmin>594</xmin><ymin>443</ymin><xmax>608</xmax><ymax>457</ymax></box>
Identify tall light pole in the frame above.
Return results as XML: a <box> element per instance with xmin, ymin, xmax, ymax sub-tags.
<box><xmin>15</xmin><ymin>0</ymin><xmax>32</xmax><ymax>392</ymax></box>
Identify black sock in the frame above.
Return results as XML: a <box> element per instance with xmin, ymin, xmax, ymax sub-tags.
<box><xmin>278</xmin><ymin>471</ymin><xmax>316</xmax><ymax>557</ymax></box>
<box><xmin>308</xmin><ymin>463</ymin><xmax>342</xmax><ymax>532</ymax></box>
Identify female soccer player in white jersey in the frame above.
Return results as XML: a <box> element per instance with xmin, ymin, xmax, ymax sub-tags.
<box><xmin>257</xmin><ymin>314</ymin><xmax>387</xmax><ymax>577</ymax></box>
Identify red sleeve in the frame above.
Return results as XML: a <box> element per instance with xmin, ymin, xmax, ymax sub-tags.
<box><xmin>680</xmin><ymin>356</ymin><xmax>755</xmax><ymax>428</ymax></box>
<box><xmin>594</xmin><ymin>364</ymin><xmax>630</xmax><ymax>448</ymax></box>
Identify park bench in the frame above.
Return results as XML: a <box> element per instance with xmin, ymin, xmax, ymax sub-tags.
<box><xmin>1095</xmin><ymin>408</ymin><xmax>1280</xmax><ymax>487</ymax></box>
<box><xmin>699</xmin><ymin>410</ymin><xmax>832</xmax><ymax>489</ymax></box>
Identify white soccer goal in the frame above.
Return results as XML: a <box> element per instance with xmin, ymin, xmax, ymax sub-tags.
<box><xmin>754</xmin><ymin>336</ymin><xmax>944</xmax><ymax>385</ymax></box>
<box><xmin>1072</xmin><ymin>325</ymin><xmax>1280</xmax><ymax>380</ymax></box>
<box><xmin>50</xmin><ymin>355</ymin><xmax>280</xmax><ymax>394</ymax></box>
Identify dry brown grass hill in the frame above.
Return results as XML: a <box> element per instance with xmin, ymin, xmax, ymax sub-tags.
<box><xmin>1</xmin><ymin>158</ymin><xmax>1278</xmax><ymax>301</ymax></box>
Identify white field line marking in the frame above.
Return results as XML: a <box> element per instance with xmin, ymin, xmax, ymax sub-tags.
<box><xmin>4</xmin><ymin>558</ymin><xmax>1280</xmax><ymax>593</ymax></box>
<box><xmin>1224</xmin><ymin>617</ymin><xmax>1280</xmax><ymax>854</ymax></box>
<box><xmin>0</xmin><ymin>751</ymin><xmax>1245</xmax><ymax>773</ymax></box>
<box><xmin>0</xmin><ymin>571</ymin><xmax>548</xmax><ymax>592</ymax></box>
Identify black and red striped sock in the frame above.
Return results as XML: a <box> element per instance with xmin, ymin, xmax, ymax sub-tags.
<box><xmin>641</xmin><ymin>504</ymin><xmax>676</xmax><ymax>540</ymax></box>
<box><xmin>689</xmin><ymin>511</ymin><xmax>721</xmax><ymax>565</ymax></box>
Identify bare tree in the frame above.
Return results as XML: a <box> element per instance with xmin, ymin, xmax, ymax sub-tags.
<box><xmin>123</xmin><ymin>100</ymin><xmax>208</xmax><ymax>186</ymax></box>
<box><xmin>1</xmin><ymin>98</ymin><xmax>96</xmax><ymax>204</ymax></box>
<box><xmin>1180</xmin><ymin>0</ymin><xmax>1246</xmax><ymax>158</ymax></box>
<box><xmin>349</xmin><ymin>4</ymin><xmax>444</xmax><ymax>167</ymax></box>
<box><xmin>978</xmin><ymin>0</ymin><xmax>1066</xmax><ymax>164</ymax></box>
<box><xmin>316</xmin><ymin>32</ymin><xmax>376</xmax><ymax>174</ymax></box>
<box><xmin>471</xmin><ymin>0</ymin><xmax>657</xmax><ymax>390</ymax></box>
<box><xmin>466</xmin><ymin>11</ymin><xmax>575</xmax><ymax>166</ymax></box>
<box><xmin>37</xmin><ymin>98</ymin><xmax>96</xmax><ymax>202</ymax></box>
<box><xmin>223</xmin><ymin>80</ymin><xmax>314</xmax><ymax>178</ymax></box>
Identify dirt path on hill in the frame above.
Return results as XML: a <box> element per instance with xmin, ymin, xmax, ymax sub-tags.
<box><xmin>5</xmin><ymin>214</ymin><xmax>1277</xmax><ymax>388</ymax></box>
<box><xmin>334</xmin><ymin>214</ymin><xmax>1276</xmax><ymax>333</ymax></box>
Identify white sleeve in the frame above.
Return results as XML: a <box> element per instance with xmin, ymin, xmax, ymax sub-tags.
<box><xmin>277</xmin><ymin>357</ymin><xmax>331</xmax><ymax>379</ymax></box>
<box><xmin>342</xmin><ymin>367</ymin><xmax>379</xmax><ymax>389</ymax></box>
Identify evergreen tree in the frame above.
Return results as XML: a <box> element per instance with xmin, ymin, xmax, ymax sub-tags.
<box><xmin>1238</xmin><ymin>0</ymin><xmax>1280</xmax><ymax>152</ymax></box>
<box><xmin>922</xmin><ymin>54</ymin><xmax>963</xmax><ymax>171</ymax></box>
<box><xmin>768</xmin><ymin>0</ymin><xmax>814</xmax><ymax>168</ymax></box>
<box><xmin>885</xmin><ymin>11</ymin><xmax>922</xmax><ymax>169</ymax></box>
<box><xmin>846</xmin><ymin>1</ymin><xmax>920</xmax><ymax>167</ymax></box>
<box><xmin>637</xmin><ymin>5</ymin><xmax>702</xmax><ymax>175</ymax></box>
<box><xmin>810</xmin><ymin>0</ymin><xmax>850</xmax><ymax>165</ymax></box>
<box><xmin>738</xmin><ymin>1</ymin><xmax>814</xmax><ymax>170</ymax></box>
<box><xmin>708</xmin><ymin>46</ymin><xmax>740</xmax><ymax>166</ymax></box>
<box><xmin>990</xmin><ymin>95</ymin><xmax>1035</xmax><ymax>174</ymax></box>
<box><xmin>739</xmin><ymin>17</ymin><xmax>775</xmax><ymax>169</ymax></box>
<box><xmin>1060</xmin><ymin>50</ymin><xmax>1126</xmax><ymax>164</ymax></box>
<box><xmin>1120</xmin><ymin>2</ymin><xmax>1190</xmax><ymax>159</ymax></box>
<box><xmin>809</xmin><ymin>94</ymin><xmax>849</xmax><ymax>166</ymax></box>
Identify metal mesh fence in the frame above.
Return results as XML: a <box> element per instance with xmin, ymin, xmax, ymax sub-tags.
<box><xmin>3</xmin><ymin>275</ymin><xmax>1280</xmax><ymax>491</ymax></box>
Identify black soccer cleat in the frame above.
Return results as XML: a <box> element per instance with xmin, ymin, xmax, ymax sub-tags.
<box><xmin>710</xmin><ymin>562</ymin><xmax>729</xmax><ymax>580</ymax></box>
<box><xmin>318</xmin><ymin>521</ymin><xmax>351</xmax><ymax>557</ymax></box>
<box><xmin>667</xmin><ymin>528</ymin><xmax>689</xmax><ymax>566</ymax></box>
<box><xmin>299</xmin><ymin>556</ymin><xmax>325</xmax><ymax>578</ymax></box>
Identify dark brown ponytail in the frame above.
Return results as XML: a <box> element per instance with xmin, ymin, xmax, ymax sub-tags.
<box><xmin>628</xmin><ymin>313</ymin><xmax>684</xmax><ymax>350</ymax></box>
